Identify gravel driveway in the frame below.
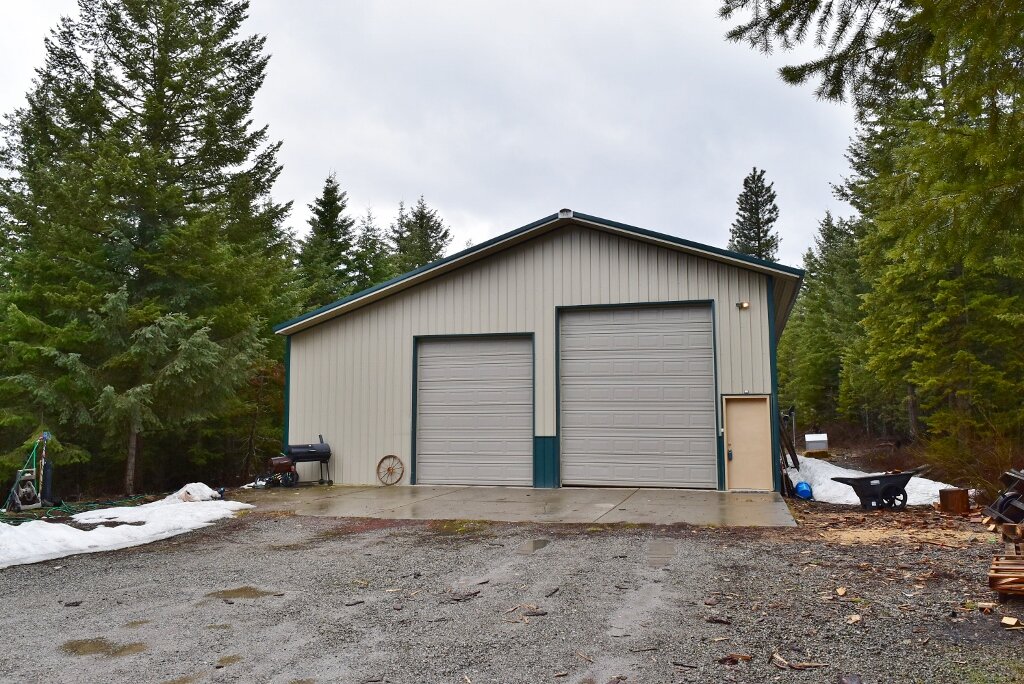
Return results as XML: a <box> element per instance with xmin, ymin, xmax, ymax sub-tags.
<box><xmin>1</xmin><ymin>503</ymin><xmax>1022</xmax><ymax>683</ymax></box>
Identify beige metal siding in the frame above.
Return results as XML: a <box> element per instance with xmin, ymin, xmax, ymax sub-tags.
<box><xmin>288</xmin><ymin>225</ymin><xmax>773</xmax><ymax>485</ymax></box>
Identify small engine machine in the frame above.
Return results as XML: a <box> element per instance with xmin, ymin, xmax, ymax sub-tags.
<box><xmin>4</xmin><ymin>432</ymin><xmax>54</xmax><ymax>513</ymax></box>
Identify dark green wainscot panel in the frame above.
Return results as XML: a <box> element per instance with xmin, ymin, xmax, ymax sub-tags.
<box><xmin>533</xmin><ymin>437</ymin><xmax>559</xmax><ymax>488</ymax></box>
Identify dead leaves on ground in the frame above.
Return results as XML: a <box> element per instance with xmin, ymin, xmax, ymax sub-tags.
<box><xmin>502</xmin><ymin>602</ymin><xmax>548</xmax><ymax>624</ymax></box>
<box><xmin>771</xmin><ymin>652</ymin><xmax>828</xmax><ymax>670</ymax></box>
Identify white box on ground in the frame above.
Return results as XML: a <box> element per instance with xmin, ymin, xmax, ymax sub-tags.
<box><xmin>805</xmin><ymin>433</ymin><xmax>828</xmax><ymax>452</ymax></box>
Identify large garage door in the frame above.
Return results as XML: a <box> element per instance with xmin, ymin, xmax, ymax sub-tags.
<box><xmin>560</xmin><ymin>305</ymin><xmax>717</xmax><ymax>488</ymax></box>
<box><xmin>416</xmin><ymin>337</ymin><xmax>533</xmax><ymax>485</ymax></box>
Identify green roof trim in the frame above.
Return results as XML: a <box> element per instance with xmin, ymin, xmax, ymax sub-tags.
<box><xmin>572</xmin><ymin>212</ymin><xmax>805</xmax><ymax>278</ymax></box>
<box><xmin>274</xmin><ymin>210</ymin><xmax>804</xmax><ymax>335</ymax></box>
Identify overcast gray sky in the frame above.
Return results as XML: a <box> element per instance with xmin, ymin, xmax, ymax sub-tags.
<box><xmin>2</xmin><ymin>1</ymin><xmax>856</xmax><ymax>266</ymax></box>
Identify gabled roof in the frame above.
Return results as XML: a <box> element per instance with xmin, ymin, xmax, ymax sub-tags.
<box><xmin>275</xmin><ymin>210</ymin><xmax>804</xmax><ymax>337</ymax></box>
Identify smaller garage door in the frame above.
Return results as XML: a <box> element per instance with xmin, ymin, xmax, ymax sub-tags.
<box><xmin>416</xmin><ymin>336</ymin><xmax>533</xmax><ymax>485</ymax></box>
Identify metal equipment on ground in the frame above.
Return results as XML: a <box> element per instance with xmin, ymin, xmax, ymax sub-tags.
<box><xmin>253</xmin><ymin>435</ymin><xmax>333</xmax><ymax>488</ymax></box>
<box><xmin>4</xmin><ymin>432</ymin><xmax>52</xmax><ymax>513</ymax></box>
<box><xmin>984</xmin><ymin>470</ymin><xmax>1024</xmax><ymax>524</ymax></box>
<box><xmin>830</xmin><ymin>466</ymin><xmax>930</xmax><ymax>510</ymax></box>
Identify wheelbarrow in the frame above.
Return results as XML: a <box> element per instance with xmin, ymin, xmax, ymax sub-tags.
<box><xmin>831</xmin><ymin>466</ymin><xmax>930</xmax><ymax>511</ymax></box>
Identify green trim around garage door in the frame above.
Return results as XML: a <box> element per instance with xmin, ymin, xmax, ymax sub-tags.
<box><xmin>554</xmin><ymin>299</ymin><xmax>721</xmax><ymax>489</ymax></box>
<box><xmin>282</xmin><ymin>336</ymin><xmax>291</xmax><ymax>449</ymax></box>
<box><xmin>533</xmin><ymin>437</ymin><xmax>559</xmax><ymax>488</ymax></box>
<box><xmin>767</xmin><ymin>276</ymin><xmax>782</xmax><ymax>493</ymax></box>
<box><xmin>410</xmin><ymin>332</ymin><xmax>536</xmax><ymax>487</ymax></box>
<box><xmin>710</xmin><ymin>301</ymin><xmax>726</xmax><ymax>491</ymax></box>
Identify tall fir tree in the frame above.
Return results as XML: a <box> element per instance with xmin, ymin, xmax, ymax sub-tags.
<box><xmin>723</xmin><ymin>0</ymin><xmax>1024</xmax><ymax>495</ymax></box>
<box><xmin>777</xmin><ymin>213</ymin><xmax>870</xmax><ymax>427</ymax></box>
<box><xmin>390</xmin><ymin>196</ymin><xmax>451</xmax><ymax>273</ymax></box>
<box><xmin>727</xmin><ymin>167</ymin><xmax>780</xmax><ymax>260</ymax></box>
<box><xmin>296</xmin><ymin>173</ymin><xmax>356</xmax><ymax>307</ymax></box>
<box><xmin>0</xmin><ymin>0</ymin><xmax>296</xmax><ymax>493</ymax></box>
<box><xmin>349</xmin><ymin>209</ymin><xmax>395</xmax><ymax>292</ymax></box>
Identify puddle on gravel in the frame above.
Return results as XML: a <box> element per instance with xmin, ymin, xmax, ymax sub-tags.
<box><xmin>646</xmin><ymin>541</ymin><xmax>676</xmax><ymax>568</ymax></box>
<box><xmin>61</xmin><ymin>638</ymin><xmax>147</xmax><ymax>657</ymax></box>
<box><xmin>124</xmin><ymin>620</ymin><xmax>150</xmax><ymax>628</ymax></box>
<box><xmin>206</xmin><ymin>586</ymin><xmax>274</xmax><ymax>599</ymax></box>
<box><xmin>517</xmin><ymin>538</ymin><xmax>550</xmax><ymax>554</ymax></box>
<box><xmin>216</xmin><ymin>654</ymin><xmax>241</xmax><ymax>667</ymax></box>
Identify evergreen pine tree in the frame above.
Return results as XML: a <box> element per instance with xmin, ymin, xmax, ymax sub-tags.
<box><xmin>727</xmin><ymin>167</ymin><xmax>780</xmax><ymax>260</ymax></box>
<box><xmin>390</xmin><ymin>196</ymin><xmax>451</xmax><ymax>273</ymax></box>
<box><xmin>296</xmin><ymin>173</ymin><xmax>356</xmax><ymax>307</ymax></box>
<box><xmin>349</xmin><ymin>209</ymin><xmax>395</xmax><ymax>292</ymax></box>
<box><xmin>0</xmin><ymin>0</ymin><xmax>295</xmax><ymax>493</ymax></box>
<box><xmin>777</xmin><ymin>213</ymin><xmax>866</xmax><ymax>426</ymax></box>
<box><xmin>388</xmin><ymin>201</ymin><xmax>410</xmax><ymax>274</ymax></box>
<box><xmin>723</xmin><ymin>0</ymin><xmax>1024</xmax><ymax>494</ymax></box>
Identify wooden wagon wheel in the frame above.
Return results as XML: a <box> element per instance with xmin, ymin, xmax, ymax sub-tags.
<box><xmin>376</xmin><ymin>455</ymin><xmax>404</xmax><ymax>486</ymax></box>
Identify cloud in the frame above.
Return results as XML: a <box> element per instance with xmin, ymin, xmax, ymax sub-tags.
<box><xmin>1</xmin><ymin>1</ymin><xmax>856</xmax><ymax>265</ymax></box>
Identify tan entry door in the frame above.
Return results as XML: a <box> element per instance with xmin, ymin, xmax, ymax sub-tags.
<box><xmin>723</xmin><ymin>396</ymin><xmax>773</xmax><ymax>491</ymax></box>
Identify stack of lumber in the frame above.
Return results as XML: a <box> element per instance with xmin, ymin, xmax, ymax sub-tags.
<box><xmin>988</xmin><ymin>520</ymin><xmax>1024</xmax><ymax>598</ymax></box>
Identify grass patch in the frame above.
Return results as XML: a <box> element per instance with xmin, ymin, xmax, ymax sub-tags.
<box><xmin>430</xmin><ymin>519</ymin><xmax>493</xmax><ymax>536</ymax></box>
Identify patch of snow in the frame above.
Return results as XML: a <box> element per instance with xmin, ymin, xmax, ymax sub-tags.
<box><xmin>0</xmin><ymin>484</ymin><xmax>251</xmax><ymax>569</ymax></box>
<box><xmin>159</xmin><ymin>482</ymin><xmax>221</xmax><ymax>503</ymax></box>
<box><xmin>787</xmin><ymin>456</ymin><xmax>953</xmax><ymax>506</ymax></box>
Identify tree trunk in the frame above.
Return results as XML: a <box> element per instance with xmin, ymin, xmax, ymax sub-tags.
<box><xmin>907</xmin><ymin>385</ymin><xmax>920</xmax><ymax>440</ymax></box>
<box><xmin>240</xmin><ymin>371</ymin><xmax>266</xmax><ymax>480</ymax></box>
<box><xmin>125</xmin><ymin>423</ymin><xmax>139</xmax><ymax>495</ymax></box>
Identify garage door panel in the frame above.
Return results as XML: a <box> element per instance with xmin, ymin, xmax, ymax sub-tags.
<box><xmin>420</xmin><ymin>337</ymin><xmax>528</xmax><ymax>356</ymax></box>
<box><xmin>561</xmin><ymin>461</ymin><xmax>717</xmax><ymax>487</ymax></box>
<box><xmin>562</xmin><ymin>432</ymin><xmax>716</xmax><ymax>457</ymax></box>
<box><xmin>417</xmin><ymin>436</ymin><xmax>532</xmax><ymax>457</ymax></box>
<box><xmin>561</xmin><ymin>357</ymin><xmax>713</xmax><ymax>378</ymax></box>
<box><xmin>569</xmin><ymin>306</ymin><xmax>711</xmax><ymax>325</ymax></box>
<box><xmin>417</xmin><ymin>460</ymin><xmax>533</xmax><ymax>486</ymax></box>
<box><xmin>561</xmin><ymin>410</ymin><xmax>715</xmax><ymax>430</ymax></box>
<box><xmin>561</xmin><ymin>383</ymin><xmax>714</xmax><ymax>403</ymax></box>
<box><xmin>417</xmin><ymin>411</ymin><xmax>532</xmax><ymax>431</ymax></box>
<box><xmin>559</xmin><ymin>305</ymin><xmax>717</xmax><ymax>488</ymax></box>
<box><xmin>417</xmin><ymin>385</ymin><xmax>531</xmax><ymax>406</ymax></box>
<box><xmin>419</xmin><ymin>358</ymin><xmax>531</xmax><ymax>383</ymax></box>
<box><xmin>561</xmin><ymin>331</ymin><xmax>712</xmax><ymax>351</ymax></box>
<box><xmin>417</xmin><ymin>337</ymin><xmax>533</xmax><ymax>486</ymax></box>
<box><xmin>561</xmin><ymin>333</ymin><xmax>712</xmax><ymax>352</ymax></box>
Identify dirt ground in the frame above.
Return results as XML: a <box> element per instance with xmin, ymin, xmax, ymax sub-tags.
<box><xmin>2</xmin><ymin>500</ymin><xmax>1023</xmax><ymax>684</ymax></box>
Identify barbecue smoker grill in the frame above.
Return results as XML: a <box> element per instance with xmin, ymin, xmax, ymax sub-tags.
<box><xmin>286</xmin><ymin>436</ymin><xmax>333</xmax><ymax>485</ymax></box>
<box><xmin>264</xmin><ymin>435</ymin><xmax>333</xmax><ymax>486</ymax></box>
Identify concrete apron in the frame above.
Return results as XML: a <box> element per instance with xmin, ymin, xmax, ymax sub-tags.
<box><xmin>236</xmin><ymin>485</ymin><xmax>796</xmax><ymax>527</ymax></box>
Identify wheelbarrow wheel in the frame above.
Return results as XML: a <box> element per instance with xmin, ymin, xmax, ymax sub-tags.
<box><xmin>881</xmin><ymin>485</ymin><xmax>908</xmax><ymax>511</ymax></box>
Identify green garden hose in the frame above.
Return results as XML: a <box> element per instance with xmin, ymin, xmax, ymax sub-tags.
<box><xmin>0</xmin><ymin>494</ymin><xmax>155</xmax><ymax>526</ymax></box>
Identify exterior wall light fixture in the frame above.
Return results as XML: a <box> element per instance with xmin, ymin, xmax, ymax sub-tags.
<box><xmin>736</xmin><ymin>301</ymin><xmax>750</xmax><ymax>310</ymax></box>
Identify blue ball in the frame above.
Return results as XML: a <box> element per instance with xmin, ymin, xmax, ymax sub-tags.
<box><xmin>794</xmin><ymin>481</ymin><xmax>813</xmax><ymax>500</ymax></box>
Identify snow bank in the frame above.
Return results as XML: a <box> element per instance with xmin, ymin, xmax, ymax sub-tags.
<box><xmin>787</xmin><ymin>456</ymin><xmax>953</xmax><ymax>506</ymax></box>
<box><xmin>160</xmin><ymin>482</ymin><xmax>222</xmax><ymax>503</ymax></box>
<box><xmin>0</xmin><ymin>483</ymin><xmax>252</xmax><ymax>569</ymax></box>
